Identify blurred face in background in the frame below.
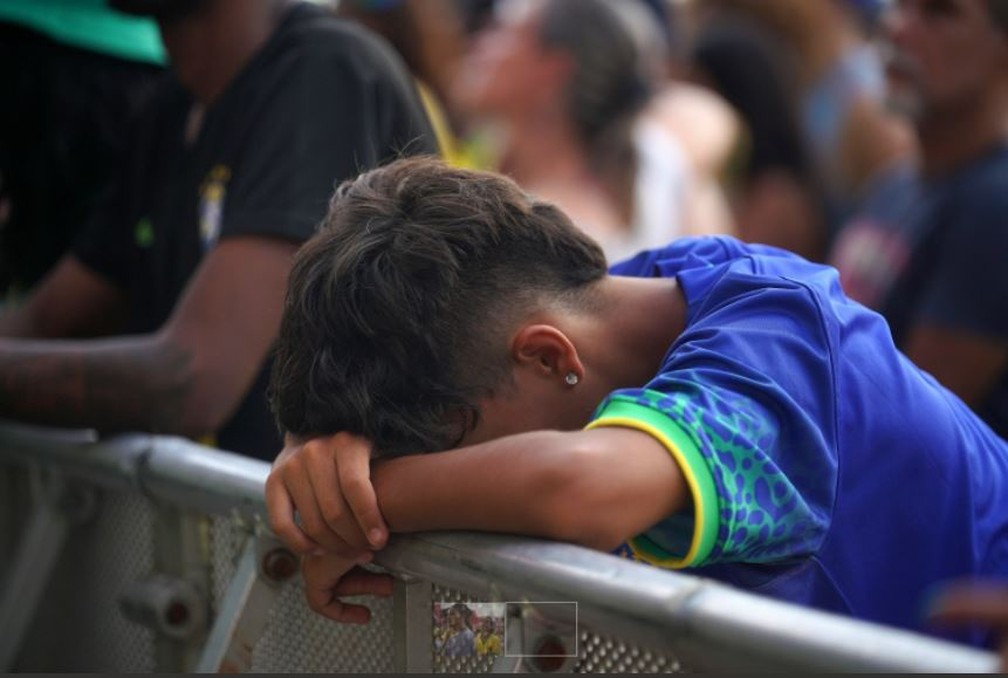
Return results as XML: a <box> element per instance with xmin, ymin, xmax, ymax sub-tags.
<box><xmin>448</xmin><ymin>608</ymin><xmax>462</xmax><ymax>630</ymax></box>
<box><xmin>884</xmin><ymin>0</ymin><xmax>1008</xmax><ymax>122</ymax></box>
<box><xmin>451</xmin><ymin>0</ymin><xmax>568</xmax><ymax>120</ymax></box>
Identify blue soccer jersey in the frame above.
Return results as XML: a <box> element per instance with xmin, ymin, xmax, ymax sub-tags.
<box><xmin>591</xmin><ymin>236</ymin><xmax>1008</xmax><ymax>642</ymax></box>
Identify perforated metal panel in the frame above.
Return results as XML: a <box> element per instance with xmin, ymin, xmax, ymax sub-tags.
<box><xmin>14</xmin><ymin>489</ymin><xmax>156</xmax><ymax>673</ymax></box>
<box><xmin>4</xmin><ymin>479</ymin><xmax>682</xmax><ymax>674</ymax></box>
<box><xmin>208</xmin><ymin>514</ymin><xmax>246</xmax><ymax>607</ymax></box>
<box><xmin>427</xmin><ymin>584</ymin><xmax>685</xmax><ymax>674</ymax></box>
<box><xmin>208</xmin><ymin>515</ymin><xmax>395</xmax><ymax>673</ymax></box>
<box><xmin>574</xmin><ymin>630</ymin><xmax>682</xmax><ymax>673</ymax></box>
<box><xmin>250</xmin><ymin>576</ymin><xmax>395</xmax><ymax>672</ymax></box>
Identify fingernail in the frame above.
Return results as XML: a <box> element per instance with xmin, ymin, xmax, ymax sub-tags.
<box><xmin>369</xmin><ymin>529</ymin><xmax>385</xmax><ymax>546</ymax></box>
<box><xmin>312</xmin><ymin>548</ymin><xmax>326</xmax><ymax>557</ymax></box>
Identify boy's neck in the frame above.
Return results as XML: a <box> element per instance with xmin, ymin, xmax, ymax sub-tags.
<box><xmin>588</xmin><ymin>276</ymin><xmax>687</xmax><ymax>391</ymax></box>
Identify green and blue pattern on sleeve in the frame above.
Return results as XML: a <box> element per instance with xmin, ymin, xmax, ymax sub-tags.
<box><xmin>589</xmin><ymin>375</ymin><xmax>829</xmax><ymax>569</ymax></box>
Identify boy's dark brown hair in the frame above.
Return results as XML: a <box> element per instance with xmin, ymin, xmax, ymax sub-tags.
<box><xmin>268</xmin><ymin>156</ymin><xmax>607</xmax><ymax>457</ymax></box>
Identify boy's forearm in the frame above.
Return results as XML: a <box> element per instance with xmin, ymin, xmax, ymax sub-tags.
<box><xmin>371</xmin><ymin>430</ymin><xmax>574</xmax><ymax>537</ymax></box>
<box><xmin>370</xmin><ymin>427</ymin><xmax>687</xmax><ymax>551</ymax></box>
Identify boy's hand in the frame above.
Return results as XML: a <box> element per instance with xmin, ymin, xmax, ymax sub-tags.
<box><xmin>265</xmin><ymin>432</ymin><xmax>389</xmax><ymax>557</ymax></box>
<box><xmin>302</xmin><ymin>551</ymin><xmax>395</xmax><ymax>624</ymax></box>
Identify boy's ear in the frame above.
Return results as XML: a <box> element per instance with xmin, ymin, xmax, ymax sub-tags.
<box><xmin>511</xmin><ymin>324</ymin><xmax>584</xmax><ymax>383</ymax></box>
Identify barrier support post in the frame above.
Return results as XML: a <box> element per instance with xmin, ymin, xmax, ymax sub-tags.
<box><xmin>0</xmin><ymin>469</ymin><xmax>94</xmax><ymax>671</ymax></box>
<box><xmin>195</xmin><ymin>534</ymin><xmax>297</xmax><ymax>673</ymax></box>
<box><xmin>392</xmin><ymin>576</ymin><xmax>433</xmax><ymax>673</ymax></box>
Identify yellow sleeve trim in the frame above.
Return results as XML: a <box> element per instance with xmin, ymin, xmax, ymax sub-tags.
<box><xmin>586</xmin><ymin>399</ymin><xmax>719</xmax><ymax>569</ymax></box>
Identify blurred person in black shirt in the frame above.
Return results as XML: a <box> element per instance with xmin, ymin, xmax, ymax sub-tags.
<box><xmin>0</xmin><ymin>0</ymin><xmax>165</xmax><ymax>297</ymax></box>
<box><xmin>0</xmin><ymin>0</ymin><xmax>436</xmax><ymax>460</ymax></box>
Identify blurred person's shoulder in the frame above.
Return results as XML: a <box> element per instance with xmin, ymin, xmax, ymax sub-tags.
<box><xmin>888</xmin><ymin>144</ymin><xmax>1008</xmax><ymax>279</ymax></box>
<box><xmin>949</xmin><ymin>143</ymin><xmax>1008</xmax><ymax>199</ymax></box>
<box><xmin>931</xmin><ymin>143</ymin><xmax>1008</xmax><ymax>240</ymax></box>
<box><xmin>268</xmin><ymin>1</ymin><xmax>416</xmax><ymax>82</ymax></box>
<box><xmin>644</xmin><ymin>81</ymin><xmax>742</xmax><ymax>179</ymax></box>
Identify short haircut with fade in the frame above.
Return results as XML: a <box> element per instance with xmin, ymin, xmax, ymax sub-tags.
<box><xmin>269</xmin><ymin>156</ymin><xmax>608</xmax><ymax>457</ymax></box>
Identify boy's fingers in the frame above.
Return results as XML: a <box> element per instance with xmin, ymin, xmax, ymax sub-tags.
<box><xmin>337</xmin><ymin>438</ymin><xmax>388</xmax><ymax>548</ymax></box>
<box><xmin>286</xmin><ymin>463</ymin><xmax>347</xmax><ymax>552</ymax></box>
<box><xmin>306</xmin><ymin>451</ymin><xmax>369</xmax><ymax>550</ymax></box>
<box><xmin>264</xmin><ymin>474</ymin><xmax>321</xmax><ymax>555</ymax></box>
<box><xmin>302</xmin><ymin>552</ymin><xmax>353</xmax><ymax>588</ymax></box>
<box><xmin>302</xmin><ymin>556</ymin><xmax>378</xmax><ymax>625</ymax></box>
<box><xmin>333</xmin><ymin>568</ymin><xmax>395</xmax><ymax>598</ymax></box>
<box><xmin>316</xmin><ymin>600</ymin><xmax>374</xmax><ymax>625</ymax></box>
<box><xmin>305</xmin><ymin>581</ymin><xmax>371</xmax><ymax>624</ymax></box>
<box><xmin>265</xmin><ymin>432</ymin><xmax>386</xmax><ymax>555</ymax></box>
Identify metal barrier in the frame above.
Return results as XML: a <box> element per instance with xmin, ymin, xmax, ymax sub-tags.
<box><xmin>0</xmin><ymin>420</ymin><xmax>999</xmax><ymax>673</ymax></box>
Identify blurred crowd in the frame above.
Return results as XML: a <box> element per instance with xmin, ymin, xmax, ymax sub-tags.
<box><xmin>0</xmin><ymin>0</ymin><xmax>1005</xmax><ymax>661</ymax></box>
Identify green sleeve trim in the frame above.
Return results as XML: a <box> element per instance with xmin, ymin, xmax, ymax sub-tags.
<box><xmin>586</xmin><ymin>397</ymin><xmax>719</xmax><ymax>569</ymax></box>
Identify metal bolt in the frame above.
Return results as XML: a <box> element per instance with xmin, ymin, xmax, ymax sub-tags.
<box><xmin>531</xmin><ymin>634</ymin><xmax>568</xmax><ymax>672</ymax></box>
<box><xmin>261</xmin><ymin>547</ymin><xmax>298</xmax><ymax>581</ymax></box>
<box><xmin>165</xmin><ymin>600</ymin><xmax>190</xmax><ymax>627</ymax></box>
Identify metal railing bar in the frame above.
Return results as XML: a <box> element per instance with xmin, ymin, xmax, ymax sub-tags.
<box><xmin>0</xmin><ymin>421</ymin><xmax>145</xmax><ymax>495</ymax></box>
<box><xmin>141</xmin><ymin>437</ymin><xmax>268</xmax><ymax>520</ymax></box>
<box><xmin>377</xmin><ymin>532</ymin><xmax>999</xmax><ymax>673</ymax></box>
<box><xmin>0</xmin><ymin>422</ymin><xmax>1000</xmax><ymax>674</ymax></box>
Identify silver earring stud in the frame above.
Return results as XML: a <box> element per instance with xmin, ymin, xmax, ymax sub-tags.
<box><xmin>564</xmin><ymin>372</ymin><xmax>579</xmax><ymax>386</ymax></box>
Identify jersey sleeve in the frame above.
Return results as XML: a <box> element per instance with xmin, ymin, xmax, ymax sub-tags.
<box><xmin>609</xmin><ymin>235</ymin><xmax>803</xmax><ymax>279</ymax></box>
<box><xmin>219</xmin><ymin>37</ymin><xmax>435</xmax><ymax>243</ymax></box>
<box><xmin>588</xmin><ymin>266</ymin><xmax>838</xmax><ymax>570</ymax></box>
<box><xmin>608</xmin><ymin>236</ymin><xmax>737</xmax><ymax>277</ymax></box>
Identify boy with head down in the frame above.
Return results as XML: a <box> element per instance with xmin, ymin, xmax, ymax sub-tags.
<box><xmin>265</xmin><ymin>156</ymin><xmax>1008</xmax><ymax>646</ymax></box>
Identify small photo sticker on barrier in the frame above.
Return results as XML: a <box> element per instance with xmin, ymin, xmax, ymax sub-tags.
<box><xmin>433</xmin><ymin>601</ymin><xmax>506</xmax><ymax>659</ymax></box>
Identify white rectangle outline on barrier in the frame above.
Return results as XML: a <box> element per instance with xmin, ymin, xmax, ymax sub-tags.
<box><xmin>502</xmin><ymin>600</ymin><xmax>579</xmax><ymax>658</ymax></box>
